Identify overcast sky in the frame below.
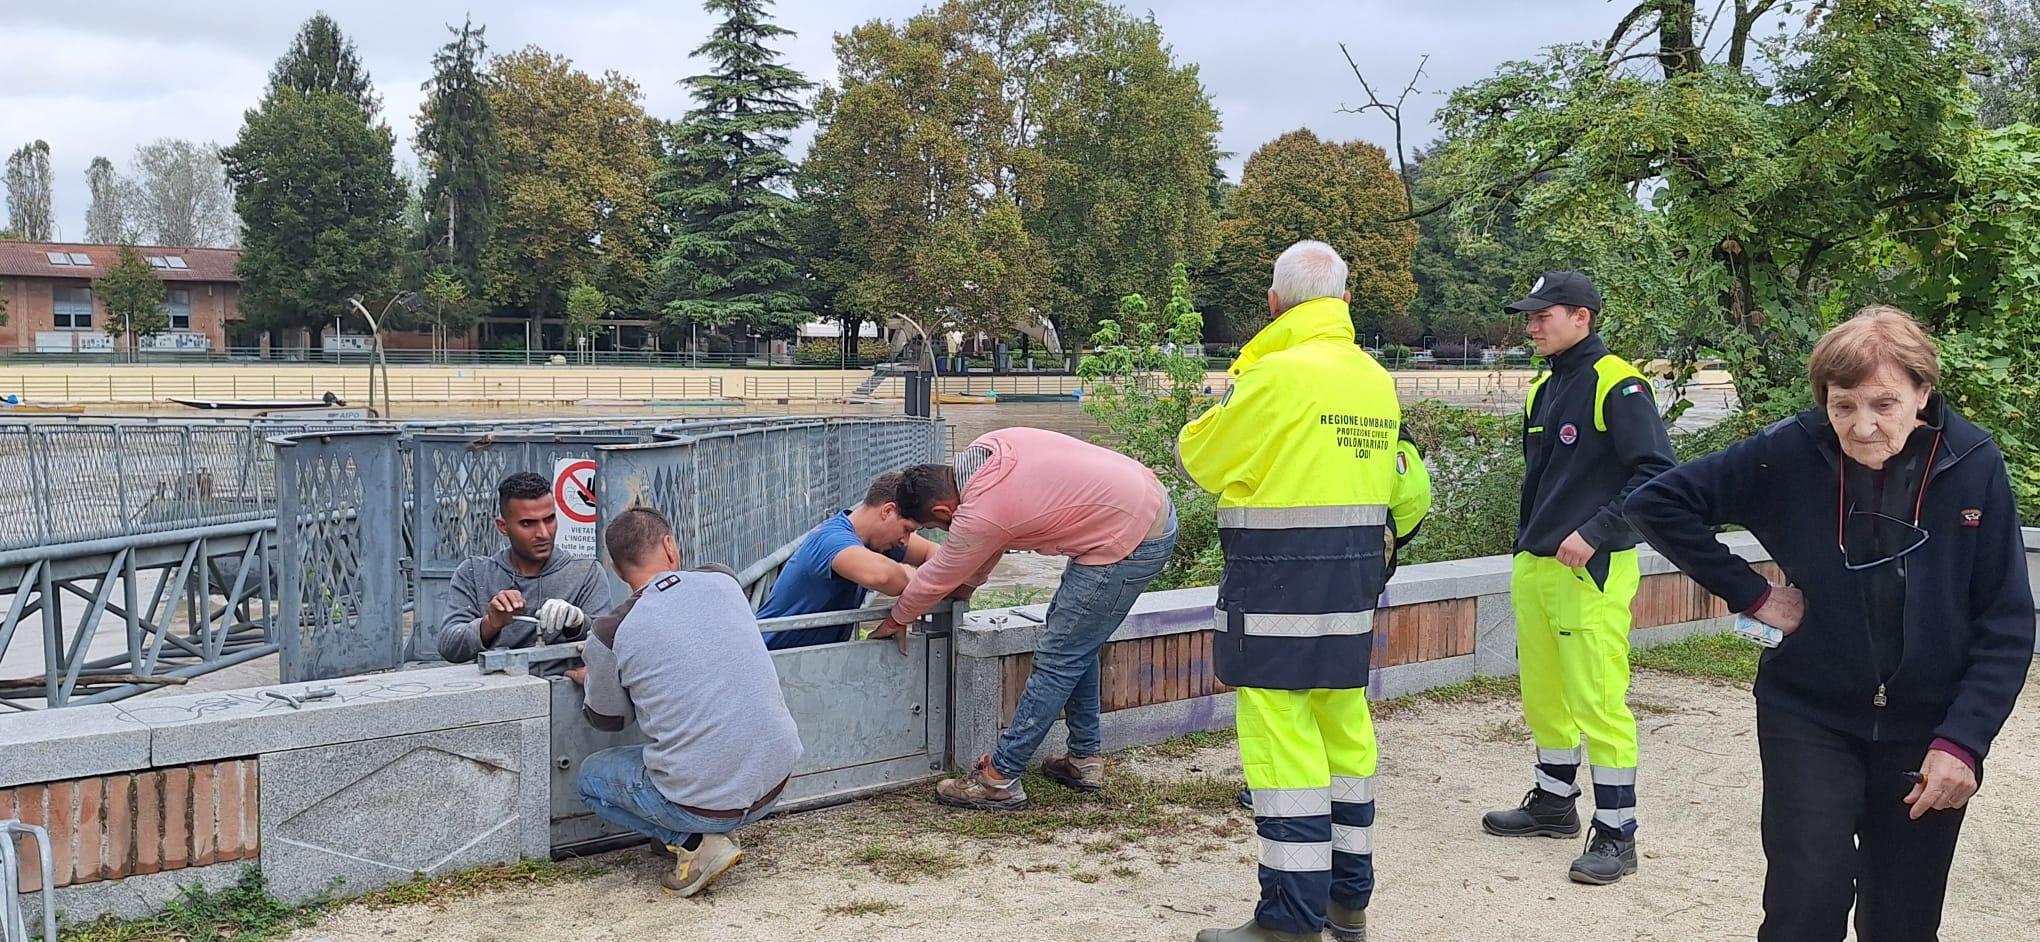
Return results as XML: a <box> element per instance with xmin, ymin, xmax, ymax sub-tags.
<box><xmin>0</xmin><ymin>0</ymin><xmax>1629</xmax><ymax>243</ymax></box>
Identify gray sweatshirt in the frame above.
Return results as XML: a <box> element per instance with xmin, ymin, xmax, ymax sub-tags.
<box><xmin>437</xmin><ymin>548</ymin><xmax>615</xmax><ymax>673</ymax></box>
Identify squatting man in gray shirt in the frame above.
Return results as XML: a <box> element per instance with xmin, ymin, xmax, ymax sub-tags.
<box><xmin>436</xmin><ymin>472</ymin><xmax>613</xmax><ymax>681</ymax></box>
<box><xmin>577</xmin><ymin>507</ymin><xmax>805</xmax><ymax>897</ymax></box>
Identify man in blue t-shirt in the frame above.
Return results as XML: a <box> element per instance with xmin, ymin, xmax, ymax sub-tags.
<box><xmin>756</xmin><ymin>471</ymin><xmax>938</xmax><ymax>649</ymax></box>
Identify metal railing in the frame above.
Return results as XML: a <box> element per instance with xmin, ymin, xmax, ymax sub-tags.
<box><xmin>269</xmin><ymin>415</ymin><xmax>945</xmax><ymax>684</ymax></box>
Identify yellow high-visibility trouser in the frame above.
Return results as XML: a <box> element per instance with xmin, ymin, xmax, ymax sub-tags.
<box><xmin>1237</xmin><ymin>686</ymin><xmax>1376</xmax><ymax>933</ymax></box>
<box><xmin>1510</xmin><ymin>550</ymin><xmax>1641</xmax><ymax>830</ymax></box>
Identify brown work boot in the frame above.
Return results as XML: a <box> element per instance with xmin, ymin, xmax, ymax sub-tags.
<box><xmin>659</xmin><ymin>833</ymin><xmax>743</xmax><ymax>897</ymax></box>
<box><xmin>1041</xmin><ymin>754</ymin><xmax>1106</xmax><ymax>792</ymax></box>
<box><xmin>935</xmin><ymin>754</ymin><xmax>1030</xmax><ymax>811</ymax></box>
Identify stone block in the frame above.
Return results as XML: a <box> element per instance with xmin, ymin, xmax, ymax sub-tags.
<box><xmin>0</xmin><ymin>704</ymin><xmax>150</xmax><ymax>787</ymax></box>
<box><xmin>1472</xmin><ymin>593</ymin><xmax>1519</xmax><ymax>677</ymax></box>
<box><xmin>1369</xmin><ymin>654</ymin><xmax>1475</xmax><ymax>701</ymax></box>
<box><xmin>23</xmin><ymin>861</ymin><xmax>246</xmax><ymax>929</ymax></box>
<box><xmin>258</xmin><ymin>718</ymin><xmax>547</xmax><ymax>904</ymax></box>
<box><xmin>120</xmin><ymin>665</ymin><xmax>548</xmax><ymax>767</ymax></box>
<box><xmin>1014</xmin><ymin>692</ymin><xmax>1238</xmax><ymax>766</ymax></box>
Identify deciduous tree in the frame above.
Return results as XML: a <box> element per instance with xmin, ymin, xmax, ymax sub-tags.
<box><xmin>5</xmin><ymin>141</ymin><xmax>53</xmax><ymax>241</ymax></box>
<box><xmin>96</xmin><ymin>245</ymin><xmax>168</xmax><ymax>358</ymax></box>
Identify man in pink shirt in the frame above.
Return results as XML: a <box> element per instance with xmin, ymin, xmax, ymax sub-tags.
<box><xmin>869</xmin><ymin>427</ymin><xmax>1178</xmax><ymax>810</ymax></box>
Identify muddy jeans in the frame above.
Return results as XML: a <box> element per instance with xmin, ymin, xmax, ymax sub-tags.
<box><xmin>991</xmin><ymin>507</ymin><xmax>1178</xmax><ymax>779</ymax></box>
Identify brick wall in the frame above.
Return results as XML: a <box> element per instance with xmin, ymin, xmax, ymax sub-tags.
<box><xmin>992</xmin><ymin>565</ymin><xmax>1786</xmax><ymax>726</ymax></box>
<box><xmin>0</xmin><ymin>276</ymin><xmax>239</xmax><ymax>352</ymax></box>
<box><xmin>3</xmin><ymin>758</ymin><xmax>259</xmax><ymax>891</ymax></box>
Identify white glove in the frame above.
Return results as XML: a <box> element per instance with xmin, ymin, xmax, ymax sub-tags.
<box><xmin>534</xmin><ymin>598</ymin><xmax>587</xmax><ymax>640</ymax></box>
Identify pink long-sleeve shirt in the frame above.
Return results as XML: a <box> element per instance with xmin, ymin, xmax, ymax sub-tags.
<box><xmin>892</xmin><ymin>427</ymin><xmax>1167</xmax><ymax>624</ymax></box>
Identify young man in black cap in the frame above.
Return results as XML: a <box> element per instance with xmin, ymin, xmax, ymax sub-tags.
<box><xmin>1481</xmin><ymin>271</ymin><xmax>1675</xmax><ymax>885</ymax></box>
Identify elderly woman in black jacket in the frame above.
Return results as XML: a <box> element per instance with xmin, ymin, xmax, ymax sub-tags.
<box><xmin>1626</xmin><ymin>306</ymin><xmax>2033</xmax><ymax>942</ymax></box>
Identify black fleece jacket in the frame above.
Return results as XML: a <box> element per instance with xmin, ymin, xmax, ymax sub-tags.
<box><xmin>1626</xmin><ymin>399</ymin><xmax>2034</xmax><ymax>760</ymax></box>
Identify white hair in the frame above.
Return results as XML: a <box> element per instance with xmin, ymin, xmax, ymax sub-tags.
<box><xmin>1270</xmin><ymin>240</ymin><xmax>1349</xmax><ymax>312</ymax></box>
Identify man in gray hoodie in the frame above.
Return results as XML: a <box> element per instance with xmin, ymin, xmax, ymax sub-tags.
<box><xmin>437</xmin><ymin>471</ymin><xmax>614</xmax><ymax>680</ymax></box>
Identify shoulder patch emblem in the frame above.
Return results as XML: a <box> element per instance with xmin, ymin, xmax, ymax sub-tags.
<box><xmin>1558</xmin><ymin>422</ymin><xmax>1579</xmax><ymax>446</ymax></box>
<box><xmin>1621</xmin><ymin>382</ymin><xmax>1644</xmax><ymax>396</ymax></box>
<box><xmin>654</xmin><ymin>574</ymin><xmax>681</xmax><ymax>591</ymax></box>
<box><xmin>1961</xmin><ymin>508</ymin><xmax>1983</xmax><ymax>527</ymax></box>
<box><xmin>1395</xmin><ymin>451</ymin><xmax>1408</xmax><ymax>475</ymax></box>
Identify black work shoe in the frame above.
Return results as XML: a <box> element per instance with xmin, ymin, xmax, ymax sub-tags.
<box><xmin>1481</xmin><ymin>787</ymin><xmax>1582</xmax><ymax>838</ymax></box>
<box><xmin>1568</xmin><ymin>826</ymin><xmax>1639</xmax><ymax>885</ymax></box>
<box><xmin>1194</xmin><ymin>918</ymin><xmax>1323</xmax><ymax>942</ymax></box>
<box><xmin>1326</xmin><ymin>901</ymin><xmax>1367</xmax><ymax>942</ymax></box>
<box><xmin>1236</xmin><ymin>787</ymin><xmax>1253</xmax><ymax>812</ymax></box>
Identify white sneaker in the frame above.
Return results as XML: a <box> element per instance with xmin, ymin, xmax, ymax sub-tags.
<box><xmin>660</xmin><ymin>833</ymin><xmax>743</xmax><ymax>897</ymax></box>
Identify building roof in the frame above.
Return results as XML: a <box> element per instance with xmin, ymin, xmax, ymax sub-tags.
<box><xmin>0</xmin><ymin>241</ymin><xmax>240</xmax><ymax>282</ymax></box>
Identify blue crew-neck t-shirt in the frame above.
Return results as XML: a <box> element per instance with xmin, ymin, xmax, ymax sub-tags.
<box><xmin>757</xmin><ymin>511</ymin><xmax>906</xmax><ymax>649</ymax></box>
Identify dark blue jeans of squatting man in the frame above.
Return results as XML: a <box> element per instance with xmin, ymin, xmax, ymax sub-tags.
<box><xmin>990</xmin><ymin>506</ymin><xmax>1179</xmax><ymax>778</ymax></box>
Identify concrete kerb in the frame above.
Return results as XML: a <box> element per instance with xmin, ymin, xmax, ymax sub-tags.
<box><xmin>954</xmin><ymin>535</ymin><xmax>1780</xmax><ymax>771</ymax></box>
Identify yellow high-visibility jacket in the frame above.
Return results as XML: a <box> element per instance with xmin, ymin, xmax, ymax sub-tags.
<box><xmin>1177</xmin><ymin>296</ymin><xmax>1429</xmax><ymax>690</ymax></box>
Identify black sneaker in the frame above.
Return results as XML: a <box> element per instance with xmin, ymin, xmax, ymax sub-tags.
<box><xmin>1237</xmin><ymin>787</ymin><xmax>1253</xmax><ymax>812</ymax></box>
<box><xmin>1568</xmin><ymin>826</ymin><xmax>1639</xmax><ymax>885</ymax></box>
<box><xmin>1481</xmin><ymin>788</ymin><xmax>1582</xmax><ymax>838</ymax></box>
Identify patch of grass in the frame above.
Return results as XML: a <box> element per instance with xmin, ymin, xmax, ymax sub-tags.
<box><xmin>823</xmin><ymin>898</ymin><xmax>904</xmax><ymax>918</ymax></box>
<box><xmin>1070</xmin><ymin>871</ymin><xmax>1101</xmax><ymax>884</ymax></box>
<box><xmin>855</xmin><ymin>843</ymin><xmax>963</xmax><ymax>883</ymax></box>
<box><xmin>60</xmin><ymin>860</ymin><xmax>600</xmax><ymax>942</ymax></box>
<box><xmin>1373</xmin><ymin>675</ymin><xmax>1521</xmax><ymax>720</ymax></box>
<box><xmin>1110</xmin><ymin>865</ymin><xmax>1140</xmax><ymax>879</ymax></box>
<box><xmin>357</xmin><ymin>859</ymin><xmax>597</xmax><ymax>911</ymax></box>
<box><xmin>62</xmin><ymin>867</ymin><xmax>314</xmax><ymax>942</ymax></box>
<box><xmin>1080</xmin><ymin>838</ymin><xmax>1121</xmax><ymax>855</ymax></box>
<box><xmin>1141</xmin><ymin>727</ymin><xmax>1236</xmax><ymax>759</ymax></box>
<box><xmin>1632</xmin><ymin>632</ymin><xmax>1760</xmax><ymax>683</ymax></box>
<box><xmin>928</xmin><ymin>767</ymin><xmax>1239</xmax><ymax>844</ymax></box>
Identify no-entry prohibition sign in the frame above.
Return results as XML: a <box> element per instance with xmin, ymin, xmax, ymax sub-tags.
<box><xmin>553</xmin><ymin>458</ymin><xmax>598</xmax><ymax>557</ymax></box>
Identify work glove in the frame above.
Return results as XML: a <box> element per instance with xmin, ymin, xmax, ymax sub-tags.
<box><xmin>533</xmin><ymin>598</ymin><xmax>587</xmax><ymax>642</ymax></box>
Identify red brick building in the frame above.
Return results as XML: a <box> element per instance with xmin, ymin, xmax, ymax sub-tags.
<box><xmin>0</xmin><ymin>241</ymin><xmax>243</xmax><ymax>354</ymax></box>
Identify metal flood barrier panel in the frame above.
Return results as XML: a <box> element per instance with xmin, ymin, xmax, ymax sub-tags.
<box><xmin>531</xmin><ymin>604</ymin><xmax>956</xmax><ymax>854</ymax></box>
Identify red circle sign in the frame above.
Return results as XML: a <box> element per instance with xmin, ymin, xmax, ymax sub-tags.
<box><xmin>554</xmin><ymin>460</ymin><xmax>598</xmax><ymax>524</ymax></box>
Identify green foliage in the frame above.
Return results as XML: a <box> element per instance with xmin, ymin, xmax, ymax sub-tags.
<box><xmin>792</xmin><ymin>337</ymin><xmax>890</xmax><ymax>365</ymax></box>
<box><xmin>562</xmin><ymin>279</ymin><xmax>606</xmax><ymax>345</ymax></box>
<box><xmin>96</xmin><ymin>245</ymin><xmax>169</xmax><ymax>354</ymax></box>
<box><xmin>1212</xmin><ymin>129</ymin><xmax>1417</xmax><ymax>337</ymax></box>
<box><xmin>1012</xmin><ymin>0</ymin><xmax>1222</xmax><ymax>338</ymax></box>
<box><xmin>223</xmin><ymin>86</ymin><xmax>407</xmax><ymax>338</ymax></box>
<box><xmin>1973</xmin><ymin>0</ymin><xmax>2040</xmax><ymax>127</ymax></box>
<box><xmin>1425</xmin><ymin>0</ymin><xmax>1982</xmax><ymax>426</ymax></box>
<box><xmin>5</xmin><ymin>139</ymin><xmax>53</xmax><ymax>241</ymax></box>
<box><xmin>420</xmin><ymin>266</ymin><xmax>480</xmax><ymax>339</ymax></box>
<box><xmin>483</xmin><ymin>47</ymin><xmax>658</xmax><ymax>320</ymax></box>
<box><xmin>1077</xmin><ymin>264</ymin><xmax>1219</xmax><ymax>586</ymax></box>
<box><xmin>1878</xmin><ymin>122</ymin><xmax>2040</xmax><ymax>519</ymax></box>
<box><xmin>656</xmin><ymin>0</ymin><xmax>815</xmax><ymax>334</ymax></box>
<box><xmin>1397</xmin><ymin>400</ymin><xmax>1523</xmax><ymax>565</ymax></box>
<box><xmin>1406</xmin><ymin>146</ymin><xmax>1547</xmax><ymax>336</ymax></box>
<box><xmin>1378</xmin><ymin>343</ymin><xmax>1412</xmax><ymax>367</ymax></box>
<box><xmin>803</xmin><ymin>5</ymin><xmax>1048</xmax><ymax>342</ymax></box>
<box><xmin>415</xmin><ymin>17</ymin><xmax>498</xmax><ymax>294</ymax></box>
<box><xmin>267</xmin><ymin>13</ymin><xmax>380</xmax><ymax>117</ymax></box>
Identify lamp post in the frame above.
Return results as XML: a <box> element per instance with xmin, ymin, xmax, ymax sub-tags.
<box><xmin>347</xmin><ymin>291</ymin><xmax>421</xmax><ymax>418</ymax></box>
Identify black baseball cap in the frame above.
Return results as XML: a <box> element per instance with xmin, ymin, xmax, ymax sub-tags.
<box><xmin>1504</xmin><ymin>271</ymin><xmax>1602</xmax><ymax>314</ymax></box>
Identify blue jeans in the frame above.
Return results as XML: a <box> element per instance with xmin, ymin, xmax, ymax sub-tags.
<box><xmin>992</xmin><ymin>507</ymin><xmax>1178</xmax><ymax>778</ymax></box>
<box><xmin>575</xmin><ymin>745</ymin><xmax>780</xmax><ymax>848</ymax></box>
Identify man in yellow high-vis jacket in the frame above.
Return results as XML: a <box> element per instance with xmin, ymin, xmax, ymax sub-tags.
<box><xmin>1178</xmin><ymin>241</ymin><xmax>1430</xmax><ymax>942</ymax></box>
<box><xmin>1482</xmin><ymin>271</ymin><xmax>1674</xmax><ymax>886</ymax></box>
